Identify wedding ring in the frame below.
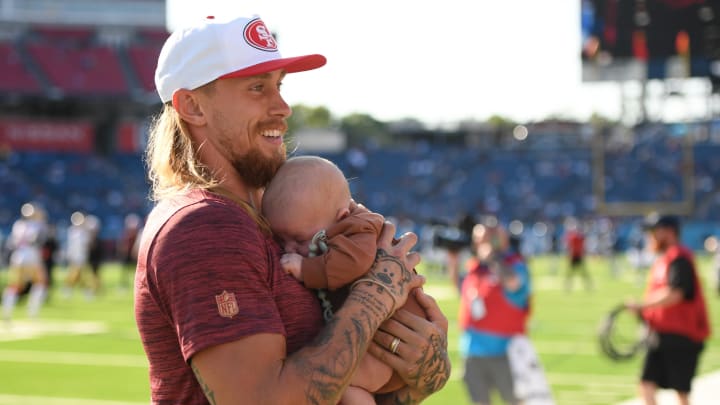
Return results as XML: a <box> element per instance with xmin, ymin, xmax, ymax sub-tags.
<box><xmin>389</xmin><ymin>337</ymin><xmax>401</xmax><ymax>354</ymax></box>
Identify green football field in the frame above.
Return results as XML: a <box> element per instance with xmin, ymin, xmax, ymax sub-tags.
<box><xmin>0</xmin><ymin>254</ymin><xmax>718</xmax><ymax>405</ymax></box>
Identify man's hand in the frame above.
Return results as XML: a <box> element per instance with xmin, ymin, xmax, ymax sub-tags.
<box><xmin>356</xmin><ymin>223</ymin><xmax>424</xmax><ymax>316</ymax></box>
<box><xmin>371</xmin><ymin>288</ymin><xmax>451</xmax><ymax>404</ymax></box>
<box><xmin>624</xmin><ymin>299</ymin><xmax>643</xmax><ymax>315</ymax></box>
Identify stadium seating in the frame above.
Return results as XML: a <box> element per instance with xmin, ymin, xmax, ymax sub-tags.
<box><xmin>126</xmin><ymin>44</ymin><xmax>162</xmax><ymax>92</ymax></box>
<box><xmin>27</xmin><ymin>44</ymin><xmax>128</xmax><ymax>95</ymax></box>
<box><xmin>1</xmin><ymin>123</ymin><xmax>719</xmax><ymax>252</ymax></box>
<box><xmin>0</xmin><ymin>43</ymin><xmax>41</xmax><ymax>93</ymax></box>
<box><xmin>0</xmin><ymin>25</ymin><xmax>168</xmax><ymax>98</ymax></box>
<box><xmin>0</xmin><ymin>24</ymin><xmax>718</xmax><ymax>253</ymax></box>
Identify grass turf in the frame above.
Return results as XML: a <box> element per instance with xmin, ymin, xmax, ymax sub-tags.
<box><xmin>0</xmin><ymin>253</ymin><xmax>718</xmax><ymax>405</ymax></box>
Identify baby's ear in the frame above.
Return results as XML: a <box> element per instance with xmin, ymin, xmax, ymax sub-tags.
<box><xmin>336</xmin><ymin>206</ymin><xmax>350</xmax><ymax>221</ymax></box>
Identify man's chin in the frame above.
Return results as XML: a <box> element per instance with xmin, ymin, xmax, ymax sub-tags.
<box><xmin>232</xmin><ymin>155</ymin><xmax>284</xmax><ymax>189</ymax></box>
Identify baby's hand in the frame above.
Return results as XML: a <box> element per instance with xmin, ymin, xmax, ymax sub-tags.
<box><xmin>280</xmin><ymin>253</ymin><xmax>304</xmax><ymax>281</ymax></box>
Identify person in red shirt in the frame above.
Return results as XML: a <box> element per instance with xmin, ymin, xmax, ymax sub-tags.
<box><xmin>626</xmin><ymin>214</ymin><xmax>710</xmax><ymax>405</ymax></box>
<box><xmin>564</xmin><ymin>219</ymin><xmax>593</xmax><ymax>291</ymax></box>
<box><xmin>134</xmin><ymin>14</ymin><xmax>450</xmax><ymax>405</ymax></box>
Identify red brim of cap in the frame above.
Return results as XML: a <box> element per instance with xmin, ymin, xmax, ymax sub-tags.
<box><xmin>220</xmin><ymin>54</ymin><xmax>326</xmax><ymax>79</ymax></box>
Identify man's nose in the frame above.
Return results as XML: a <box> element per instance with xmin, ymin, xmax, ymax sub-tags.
<box><xmin>270</xmin><ymin>91</ymin><xmax>291</xmax><ymax>118</ymax></box>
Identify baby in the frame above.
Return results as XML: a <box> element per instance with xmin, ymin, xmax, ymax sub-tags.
<box><xmin>262</xmin><ymin>155</ymin><xmax>424</xmax><ymax>404</ymax></box>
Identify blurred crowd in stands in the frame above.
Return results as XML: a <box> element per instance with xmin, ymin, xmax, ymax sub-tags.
<box><xmin>1</xmin><ymin>121</ymin><xmax>719</xmax><ymax>270</ymax></box>
<box><xmin>2</xmin><ymin>24</ymin><xmax>719</xmax><ymax>268</ymax></box>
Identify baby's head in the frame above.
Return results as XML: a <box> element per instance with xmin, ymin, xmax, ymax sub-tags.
<box><xmin>262</xmin><ymin>156</ymin><xmax>351</xmax><ymax>255</ymax></box>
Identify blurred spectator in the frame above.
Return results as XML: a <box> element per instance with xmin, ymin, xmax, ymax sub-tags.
<box><xmin>0</xmin><ymin>230</ymin><xmax>5</xmax><ymax>267</ymax></box>
<box><xmin>712</xmin><ymin>236</ymin><xmax>720</xmax><ymax>296</ymax></box>
<box><xmin>564</xmin><ymin>218</ymin><xmax>592</xmax><ymax>292</ymax></box>
<box><xmin>549</xmin><ymin>227</ymin><xmax>561</xmax><ymax>275</ymax></box>
<box><xmin>458</xmin><ymin>223</ymin><xmax>532</xmax><ymax>405</ymax></box>
<box><xmin>626</xmin><ymin>215</ymin><xmax>710</xmax><ymax>405</ymax></box>
<box><xmin>86</xmin><ymin>215</ymin><xmax>103</xmax><ymax>296</ymax></box>
<box><xmin>2</xmin><ymin>202</ymin><xmax>49</xmax><ymax>321</ymax></box>
<box><xmin>41</xmin><ymin>224</ymin><xmax>59</xmax><ymax>297</ymax></box>
<box><xmin>62</xmin><ymin>211</ymin><xmax>96</xmax><ymax>299</ymax></box>
<box><xmin>117</xmin><ymin>213</ymin><xmax>142</xmax><ymax>291</ymax></box>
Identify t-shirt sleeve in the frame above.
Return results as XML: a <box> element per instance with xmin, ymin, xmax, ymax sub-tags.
<box><xmin>667</xmin><ymin>257</ymin><xmax>695</xmax><ymax>300</ymax></box>
<box><xmin>149</xmin><ymin>201</ymin><xmax>284</xmax><ymax>362</ymax></box>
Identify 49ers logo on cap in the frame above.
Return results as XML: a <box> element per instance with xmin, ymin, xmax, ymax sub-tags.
<box><xmin>215</xmin><ymin>290</ymin><xmax>239</xmax><ymax>319</ymax></box>
<box><xmin>244</xmin><ymin>18</ymin><xmax>277</xmax><ymax>52</ymax></box>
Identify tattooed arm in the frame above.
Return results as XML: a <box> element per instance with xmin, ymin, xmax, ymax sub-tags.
<box><xmin>189</xmin><ymin>222</ymin><xmax>425</xmax><ymax>405</ymax></box>
<box><xmin>371</xmin><ymin>289</ymin><xmax>451</xmax><ymax>405</ymax></box>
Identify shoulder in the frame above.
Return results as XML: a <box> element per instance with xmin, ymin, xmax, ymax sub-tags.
<box><xmin>149</xmin><ymin>190</ymin><xmax>267</xmax><ymax>255</ymax></box>
<box><xmin>142</xmin><ymin>191</ymin><xmax>278</xmax><ymax>285</ymax></box>
<box><xmin>669</xmin><ymin>256</ymin><xmax>693</xmax><ymax>273</ymax></box>
<box><xmin>161</xmin><ymin>189</ymin><xmax>257</xmax><ymax>227</ymax></box>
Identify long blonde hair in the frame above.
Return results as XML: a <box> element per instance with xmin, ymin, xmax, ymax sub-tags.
<box><xmin>145</xmin><ymin>103</ymin><xmax>271</xmax><ymax>234</ymax></box>
<box><xmin>145</xmin><ymin>103</ymin><xmax>219</xmax><ymax>201</ymax></box>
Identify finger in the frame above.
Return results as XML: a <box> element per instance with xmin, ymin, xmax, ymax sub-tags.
<box><xmin>406</xmin><ymin>251</ymin><xmax>421</xmax><ymax>269</ymax></box>
<box><xmin>372</xmin><ymin>327</ymin><xmax>426</xmax><ymax>369</ymax></box>
<box><xmin>373</xmin><ymin>329</ymin><xmax>406</xmax><ymax>356</ymax></box>
<box><xmin>382</xmin><ymin>307</ymin><xmax>427</xmax><ymax>338</ymax></box>
<box><xmin>367</xmin><ymin>340</ymin><xmax>404</xmax><ymax>370</ymax></box>
<box><xmin>408</xmin><ymin>273</ymin><xmax>426</xmax><ymax>293</ymax></box>
<box><xmin>378</xmin><ymin>221</ymin><xmax>397</xmax><ymax>248</ymax></box>
<box><xmin>373</xmin><ymin>328</ymin><xmax>395</xmax><ymax>346</ymax></box>
<box><xmin>392</xmin><ymin>232</ymin><xmax>418</xmax><ymax>255</ymax></box>
<box><xmin>413</xmin><ymin>289</ymin><xmax>448</xmax><ymax>332</ymax></box>
<box><xmin>378</xmin><ymin>315</ymin><xmax>423</xmax><ymax>348</ymax></box>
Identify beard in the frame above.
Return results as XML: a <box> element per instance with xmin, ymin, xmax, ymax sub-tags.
<box><xmin>231</xmin><ymin>143</ymin><xmax>286</xmax><ymax>189</ymax></box>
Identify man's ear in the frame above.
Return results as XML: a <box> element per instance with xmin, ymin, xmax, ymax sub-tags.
<box><xmin>172</xmin><ymin>89</ymin><xmax>207</xmax><ymax>126</ymax></box>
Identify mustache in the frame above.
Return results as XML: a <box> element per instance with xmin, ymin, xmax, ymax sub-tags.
<box><xmin>258</xmin><ymin>120</ymin><xmax>288</xmax><ymax>134</ymax></box>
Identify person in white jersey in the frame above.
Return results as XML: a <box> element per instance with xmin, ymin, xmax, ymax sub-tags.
<box><xmin>2</xmin><ymin>202</ymin><xmax>49</xmax><ymax>321</ymax></box>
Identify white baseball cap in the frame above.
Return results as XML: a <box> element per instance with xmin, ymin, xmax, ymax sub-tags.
<box><xmin>155</xmin><ymin>15</ymin><xmax>326</xmax><ymax>103</ymax></box>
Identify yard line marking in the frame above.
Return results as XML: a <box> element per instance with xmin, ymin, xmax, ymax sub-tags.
<box><xmin>0</xmin><ymin>349</ymin><xmax>147</xmax><ymax>367</ymax></box>
<box><xmin>0</xmin><ymin>320</ymin><xmax>108</xmax><ymax>341</ymax></box>
<box><xmin>0</xmin><ymin>394</ymin><xmax>147</xmax><ymax>405</ymax></box>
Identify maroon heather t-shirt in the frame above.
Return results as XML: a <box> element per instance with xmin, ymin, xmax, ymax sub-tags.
<box><xmin>134</xmin><ymin>189</ymin><xmax>323</xmax><ymax>404</ymax></box>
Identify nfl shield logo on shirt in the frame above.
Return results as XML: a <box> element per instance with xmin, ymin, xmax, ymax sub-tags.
<box><xmin>215</xmin><ymin>290</ymin><xmax>239</xmax><ymax>319</ymax></box>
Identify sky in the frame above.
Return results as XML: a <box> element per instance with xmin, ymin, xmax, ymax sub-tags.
<box><xmin>165</xmin><ymin>1</ymin><xmax>699</xmax><ymax>126</ymax></box>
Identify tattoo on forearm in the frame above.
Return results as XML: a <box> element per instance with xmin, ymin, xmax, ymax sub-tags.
<box><xmin>296</xmin><ymin>249</ymin><xmax>424</xmax><ymax>404</ymax></box>
<box><xmin>345</xmin><ymin>287</ymin><xmax>391</xmax><ymax>322</ymax></box>
<box><xmin>411</xmin><ymin>333</ymin><xmax>451</xmax><ymax>395</ymax></box>
<box><xmin>301</xmin><ymin>307</ymin><xmax>381</xmax><ymax>404</ymax></box>
<box><xmin>191</xmin><ymin>362</ymin><xmax>217</xmax><ymax>405</ymax></box>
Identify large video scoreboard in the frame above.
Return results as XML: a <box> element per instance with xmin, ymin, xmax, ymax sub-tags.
<box><xmin>581</xmin><ymin>0</ymin><xmax>720</xmax><ymax>84</ymax></box>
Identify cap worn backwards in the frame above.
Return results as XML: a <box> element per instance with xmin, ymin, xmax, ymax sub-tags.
<box><xmin>154</xmin><ymin>15</ymin><xmax>326</xmax><ymax>103</ymax></box>
<box><xmin>643</xmin><ymin>212</ymin><xmax>680</xmax><ymax>233</ymax></box>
